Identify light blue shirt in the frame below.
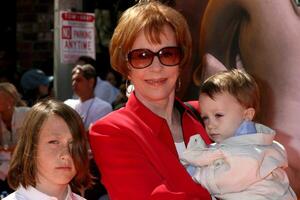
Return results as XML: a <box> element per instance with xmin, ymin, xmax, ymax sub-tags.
<box><xmin>234</xmin><ymin>121</ymin><xmax>257</xmax><ymax>136</ymax></box>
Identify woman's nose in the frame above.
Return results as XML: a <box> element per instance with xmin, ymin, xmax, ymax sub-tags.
<box><xmin>149</xmin><ymin>56</ymin><xmax>162</xmax><ymax>71</ymax></box>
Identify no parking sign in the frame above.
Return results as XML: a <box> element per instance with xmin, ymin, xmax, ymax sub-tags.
<box><xmin>60</xmin><ymin>11</ymin><xmax>95</xmax><ymax>64</ymax></box>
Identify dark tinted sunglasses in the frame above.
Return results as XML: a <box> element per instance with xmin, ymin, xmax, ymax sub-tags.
<box><xmin>127</xmin><ymin>46</ymin><xmax>182</xmax><ymax>69</ymax></box>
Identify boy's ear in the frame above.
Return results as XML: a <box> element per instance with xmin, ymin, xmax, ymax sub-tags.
<box><xmin>244</xmin><ymin>107</ymin><xmax>255</xmax><ymax>121</ymax></box>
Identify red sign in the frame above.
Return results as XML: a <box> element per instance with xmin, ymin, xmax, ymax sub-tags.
<box><xmin>60</xmin><ymin>11</ymin><xmax>95</xmax><ymax>64</ymax></box>
<box><xmin>61</xmin><ymin>12</ymin><xmax>95</xmax><ymax>22</ymax></box>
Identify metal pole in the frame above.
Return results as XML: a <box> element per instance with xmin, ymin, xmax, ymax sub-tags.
<box><xmin>53</xmin><ymin>0</ymin><xmax>82</xmax><ymax>100</ymax></box>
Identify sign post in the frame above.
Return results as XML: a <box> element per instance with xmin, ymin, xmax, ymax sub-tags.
<box><xmin>54</xmin><ymin>0</ymin><xmax>90</xmax><ymax>101</ymax></box>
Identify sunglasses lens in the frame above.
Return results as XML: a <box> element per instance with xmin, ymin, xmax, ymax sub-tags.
<box><xmin>128</xmin><ymin>49</ymin><xmax>153</xmax><ymax>69</ymax></box>
<box><xmin>127</xmin><ymin>47</ymin><xmax>182</xmax><ymax>69</ymax></box>
<box><xmin>159</xmin><ymin>47</ymin><xmax>182</xmax><ymax>66</ymax></box>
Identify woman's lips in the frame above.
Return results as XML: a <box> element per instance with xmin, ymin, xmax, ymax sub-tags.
<box><xmin>145</xmin><ymin>78</ymin><xmax>167</xmax><ymax>86</ymax></box>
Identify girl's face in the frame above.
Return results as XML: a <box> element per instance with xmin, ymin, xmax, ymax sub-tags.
<box><xmin>128</xmin><ymin>25</ymin><xmax>180</xmax><ymax>105</ymax></box>
<box><xmin>36</xmin><ymin>114</ymin><xmax>76</xmax><ymax>192</ymax></box>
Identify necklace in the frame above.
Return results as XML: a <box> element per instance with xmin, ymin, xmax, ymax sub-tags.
<box><xmin>81</xmin><ymin>98</ymin><xmax>95</xmax><ymax>128</ymax></box>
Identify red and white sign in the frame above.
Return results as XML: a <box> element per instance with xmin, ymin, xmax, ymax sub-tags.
<box><xmin>60</xmin><ymin>11</ymin><xmax>95</xmax><ymax>64</ymax></box>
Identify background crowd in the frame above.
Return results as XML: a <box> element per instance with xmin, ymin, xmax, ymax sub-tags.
<box><xmin>0</xmin><ymin>55</ymin><xmax>124</xmax><ymax>199</ymax></box>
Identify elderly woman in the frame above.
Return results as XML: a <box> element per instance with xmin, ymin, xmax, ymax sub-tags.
<box><xmin>89</xmin><ymin>1</ymin><xmax>212</xmax><ymax>199</ymax></box>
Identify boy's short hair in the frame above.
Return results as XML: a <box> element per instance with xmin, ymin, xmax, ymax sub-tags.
<box><xmin>7</xmin><ymin>99</ymin><xmax>92</xmax><ymax>191</ymax></box>
<box><xmin>200</xmin><ymin>69</ymin><xmax>260</xmax><ymax>112</ymax></box>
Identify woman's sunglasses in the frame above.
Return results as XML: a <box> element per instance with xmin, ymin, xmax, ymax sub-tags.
<box><xmin>127</xmin><ymin>46</ymin><xmax>182</xmax><ymax>69</ymax></box>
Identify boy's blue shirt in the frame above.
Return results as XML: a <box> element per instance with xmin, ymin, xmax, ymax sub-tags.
<box><xmin>234</xmin><ymin>121</ymin><xmax>257</xmax><ymax>136</ymax></box>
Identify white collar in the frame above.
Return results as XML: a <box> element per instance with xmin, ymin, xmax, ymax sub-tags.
<box><xmin>15</xmin><ymin>185</ymin><xmax>81</xmax><ymax>200</ymax></box>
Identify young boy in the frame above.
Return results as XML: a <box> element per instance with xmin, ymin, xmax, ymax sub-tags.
<box><xmin>180</xmin><ymin>69</ymin><xmax>297</xmax><ymax>200</ymax></box>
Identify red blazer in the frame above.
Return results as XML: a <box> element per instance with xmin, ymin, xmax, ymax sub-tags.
<box><xmin>89</xmin><ymin>93</ymin><xmax>212</xmax><ymax>200</ymax></box>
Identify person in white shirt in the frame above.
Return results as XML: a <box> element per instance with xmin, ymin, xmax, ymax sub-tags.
<box><xmin>64</xmin><ymin>64</ymin><xmax>112</xmax><ymax>131</ymax></box>
<box><xmin>4</xmin><ymin>99</ymin><xmax>92</xmax><ymax>200</ymax></box>
<box><xmin>76</xmin><ymin>56</ymin><xmax>120</xmax><ymax>104</ymax></box>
